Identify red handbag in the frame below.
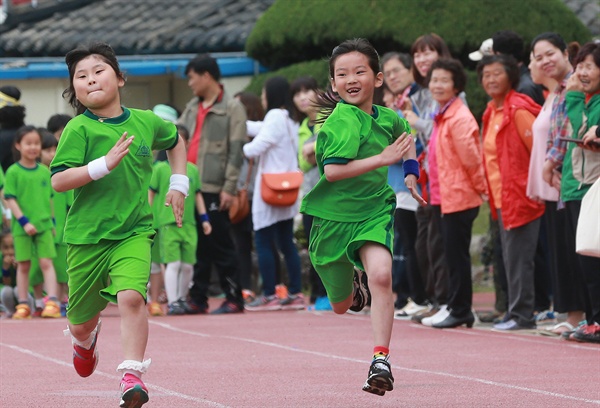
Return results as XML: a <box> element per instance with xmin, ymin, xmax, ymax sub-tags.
<box><xmin>229</xmin><ymin>159</ymin><xmax>253</xmax><ymax>224</ymax></box>
<box><xmin>260</xmin><ymin>171</ymin><xmax>304</xmax><ymax>207</ymax></box>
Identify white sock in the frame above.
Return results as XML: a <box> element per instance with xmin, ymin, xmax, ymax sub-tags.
<box><xmin>117</xmin><ymin>359</ymin><xmax>152</xmax><ymax>378</ymax></box>
<box><xmin>177</xmin><ymin>263</ymin><xmax>194</xmax><ymax>300</ymax></box>
<box><xmin>164</xmin><ymin>261</ymin><xmax>181</xmax><ymax>304</ymax></box>
<box><xmin>64</xmin><ymin>320</ymin><xmax>101</xmax><ymax>350</ymax></box>
<box><xmin>35</xmin><ymin>298</ymin><xmax>44</xmax><ymax>309</ymax></box>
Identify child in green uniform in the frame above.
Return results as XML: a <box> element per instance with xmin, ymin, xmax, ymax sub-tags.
<box><xmin>149</xmin><ymin>126</ymin><xmax>211</xmax><ymax>315</ymax></box>
<box><xmin>4</xmin><ymin>126</ymin><xmax>61</xmax><ymax>319</ymax></box>
<box><xmin>50</xmin><ymin>42</ymin><xmax>188</xmax><ymax>408</ymax></box>
<box><xmin>301</xmin><ymin>38</ymin><xmax>425</xmax><ymax>396</ymax></box>
<box><xmin>30</xmin><ymin>129</ymin><xmax>71</xmax><ymax>316</ymax></box>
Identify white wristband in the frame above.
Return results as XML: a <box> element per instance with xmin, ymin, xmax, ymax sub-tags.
<box><xmin>169</xmin><ymin>174</ymin><xmax>189</xmax><ymax>197</ymax></box>
<box><xmin>87</xmin><ymin>156</ymin><xmax>110</xmax><ymax>180</ymax></box>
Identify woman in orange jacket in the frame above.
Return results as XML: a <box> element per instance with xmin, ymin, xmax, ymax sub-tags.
<box><xmin>423</xmin><ymin>59</ymin><xmax>488</xmax><ymax>329</ymax></box>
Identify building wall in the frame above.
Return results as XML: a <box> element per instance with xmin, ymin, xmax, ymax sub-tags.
<box><xmin>0</xmin><ymin>75</ymin><xmax>252</xmax><ymax>127</ymax></box>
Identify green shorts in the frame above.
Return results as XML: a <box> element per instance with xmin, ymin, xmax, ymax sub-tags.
<box><xmin>66</xmin><ymin>231</ymin><xmax>154</xmax><ymax>325</ymax></box>
<box><xmin>13</xmin><ymin>230</ymin><xmax>57</xmax><ymax>262</ymax></box>
<box><xmin>159</xmin><ymin>223</ymin><xmax>197</xmax><ymax>264</ymax></box>
<box><xmin>151</xmin><ymin>231</ymin><xmax>161</xmax><ymax>264</ymax></box>
<box><xmin>308</xmin><ymin>210</ymin><xmax>394</xmax><ymax>304</ymax></box>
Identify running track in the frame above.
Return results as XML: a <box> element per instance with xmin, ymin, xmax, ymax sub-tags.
<box><xmin>1</xmin><ymin>294</ymin><xmax>599</xmax><ymax>407</ymax></box>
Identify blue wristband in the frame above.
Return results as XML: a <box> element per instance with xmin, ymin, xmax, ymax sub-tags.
<box><xmin>403</xmin><ymin>159</ymin><xmax>420</xmax><ymax>179</ymax></box>
<box><xmin>1</xmin><ymin>268</ymin><xmax>10</xmax><ymax>278</ymax></box>
<box><xmin>17</xmin><ymin>216</ymin><xmax>29</xmax><ymax>227</ymax></box>
<box><xmin>199</xmin><ymin>213</ymin><xmax>210</xmax><ymax>223</ymax></box>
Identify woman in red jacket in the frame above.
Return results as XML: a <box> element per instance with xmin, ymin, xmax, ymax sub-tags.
<box><xmin>479</xmin><ymin>54</ymin><xmax>544</xmax><ymax>331</ymax></box>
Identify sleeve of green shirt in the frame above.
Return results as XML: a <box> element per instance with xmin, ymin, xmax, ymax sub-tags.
<box><xmin>321</xmin><ymin>111</ymin><xmax>361</xmax><ymax>166</ymax></box>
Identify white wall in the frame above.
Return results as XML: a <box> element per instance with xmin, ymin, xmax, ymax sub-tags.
<box><xmin>0</xmin><ymin>75</ymin><xmax>253</xmax><ymax>127</ymax></box>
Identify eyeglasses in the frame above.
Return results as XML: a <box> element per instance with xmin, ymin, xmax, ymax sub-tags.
<box><xmin>384</xmin><ymin>66</ymin><xmax>408</xmax><ymax>78</ymax></box>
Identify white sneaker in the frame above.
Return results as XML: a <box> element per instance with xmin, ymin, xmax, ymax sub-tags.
<box><xmin>394</xmin><ymin>300</ymin><xmax>431</xmax><ymax>319</ymax></box>
<box><xmin>421</xmin><ymin>305</ymin><xmax>448</xmax><ymax>327</ymax></box>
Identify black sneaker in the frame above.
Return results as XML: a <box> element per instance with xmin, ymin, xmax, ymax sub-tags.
<box><xmin>362</xmin><ymin>357</ymin><xmax>394</xmax><ymax>396</ymax></box>
<box><xmin>167</xmin><ymin>301</ymin><xmax>186</xmax><ymax>316</ymax></box>
<box><xmin>210</xmin><ymin>300</ymin><xmax>244</xmax><ymax>315</ymax></box>
<box><xmin>184</xmin><ymin>299</ymin><xmax>208</xmax><ymax>315</ymax></box>
<box><xmin>349</xmin><ymin>267</ymin><xmax>371</xmax><ymax>312</ymax></box>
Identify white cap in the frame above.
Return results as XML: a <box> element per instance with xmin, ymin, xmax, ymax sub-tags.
<box><xmin>469</xmin><ymin>38</ymin><xmax>494</xmax><ymax>61</ymax></box>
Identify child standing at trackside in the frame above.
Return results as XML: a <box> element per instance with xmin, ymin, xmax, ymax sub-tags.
<box><xmin>50</xmin><ymin>42</ymin><xmax>188</xmax><ymax>408</ymax></box>
<box><xmin>4</xmin><ymin>125</ymin><xmax>62</xmax><ymax>319</ymax></box>
<box><xmin>300</xmin><ymin>38</ymin><xmax>425</xmax><ymax>396</ymax></box>
<box><xmin>149</xmin><ymin>124</ymin><xmax>212</xmax><ymax>315</ymax></box>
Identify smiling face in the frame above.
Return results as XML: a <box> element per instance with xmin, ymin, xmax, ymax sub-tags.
<box><xmin>331</xmin><ymin>51</ymin><xmax>383</xmax><ymax>113</ymax></box>
<box><xmin>383</xmin><ymin>58</ymin><xmax>413</xmax><ymax>95</ymax></box>
<box><xmin>15</xmin><ymin>130</ymin><xmax>42</xmax><ymax>165</ymax></box>
<box><xmin>73</xmin><ymin>55</ymin><xmax>124</xmax><ymax>114</ymax></box>
<box><xmin>482</xmin><ymin>62</ymin><xmax>512</xmax><ymax>101</ymax></box>
<box><xmin>576</xmin><ymin>54</ymin><xmax>600</xmax><ymax>94</ymax></box>
<box><xmin>428</xmin><ymin>68</ymin><xmax>457</xmax><ymax>106</ymax></box>
<box><xmin>413</xmin><ymin>47</ymin><xmax>439</xmax><ymax>79</ymax></box>
<box><xmin>533</xmin><ymin>40</ymin><xmax>571</xmax><ymax>81</ymax></box>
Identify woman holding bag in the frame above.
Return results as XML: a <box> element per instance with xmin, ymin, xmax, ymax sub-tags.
<box><xmin>243</xmin><ymin>76</ymin><xmax>304</xmax><ymax>311</ymax></box>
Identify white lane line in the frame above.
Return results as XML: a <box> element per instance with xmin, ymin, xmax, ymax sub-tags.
<box><xmin>149</xmin><ymin>320</ymin><xmax>600</xmax><ymax>405</ymax></box>
<box><xmin>0</xmin><ymin>341</ymin><xmax>230</xmax><ymax>408</ymax></box>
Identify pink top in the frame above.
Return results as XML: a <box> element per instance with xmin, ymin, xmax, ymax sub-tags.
<box><xmin>428</xmin><ymin>125</ymin><xmax>441</xmax><ymax>205</ymax></box>
<box><xmin>527</xmin><ymin>94</ymin><xmax>559</xmax><ymax>202</ymax></box>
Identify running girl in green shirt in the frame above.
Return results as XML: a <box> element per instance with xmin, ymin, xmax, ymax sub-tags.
<box><xmin>301</xmin><ymin>38</ymin><xmax>425</xmax><ymax>397</ymax></box>
<box><xmin>50</xmin><ymin>42</ymin><xmax>188</xmax><ymax>408</ymax></box>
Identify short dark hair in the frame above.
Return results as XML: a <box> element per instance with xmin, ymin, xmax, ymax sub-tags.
<box><xmin>531</xmin><ymin>32</ymin><xmax>567</xmax><ymax>55</ymax></box>
<box><xmin>427</xmin><ymin>58</ymin><xmax>467</xmax><ymax>94</ymax></box>
<box><xmin>477</xmin><ymin>54</ymin><xmax>521</xmax><ymax>90</ymax></box>
<box><xmin>381</xmin><ymin>51</ymin><xmax>412</xmax><ymax>71</ymax></box>
<box><xmin>184</xmin><ymin>54</ymin><xmax>220</xmax><ymax>81</ymax></box>
<box><xmin>492</xmin><ymin>30</ymin><xmax>524</xmax><ymax>62</ymax></box>
<box><xmin>39</xmin><ymin>127</ymin><xmax>58</xmax><ymax>149</ymax></box>
<box><xmin>573</xmin><ymin>41</ymin><xmax>600</xmax><ymax>70</ymax></box>
<box><xmin>46</xmin><ymin>113</ymin><xmax>72</xmax><ymax>134</ymax></box>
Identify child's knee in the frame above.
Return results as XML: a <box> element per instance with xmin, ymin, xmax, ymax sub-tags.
<box><xmin>117</xmin><ymin>290</ymin><xmax>145</xmax><ymax>309</ymax></box>
<box><xmin>367</xmin><ymin>268</ymin><xmax>392</xmax><ymax>289</ymax></box>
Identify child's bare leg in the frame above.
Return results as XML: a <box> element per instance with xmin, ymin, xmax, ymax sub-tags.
<box><xmin>16</xmin><ymin>260</ymin><xmax>31</xmax><ymax>301</ymax></box>
<box><xmin>359</xmin><ymin>243</ymin><xmax>394</xmax><ymax>348</ymax></box>
<box><xmin>117</xmin><ymin>289</ymin><xmax>148</xmax><ymax>362</ymax></box>
<box><xmin>331</xmin><ymin>295</ymin><xmax>353</xmax><ymax>314</ymax></box>
<box><xmin>68</xmin><ymin>314</ymin><xmax>101</xmax><ymax>342</ymax></box>
<box><xmin>39</xmin><ymin>258</ymin><xmax>59</xmax><ymax>298</ymax></box>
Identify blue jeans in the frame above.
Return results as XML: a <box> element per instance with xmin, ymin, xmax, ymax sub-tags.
<box><xmin>255</xmin><ymin>218</ymin><xmax>302</xmax><ymax>296</ymax></box>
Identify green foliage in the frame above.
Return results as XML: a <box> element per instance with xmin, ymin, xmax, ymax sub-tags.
<box><xmin>246</xmin><ymin>0</ymin><xmax>592</xmax><ymax>69</ymax></box>
<box><xmin>244</xmin><ymin>59</ymin><xmax>330</xmax><ymax>95</ymax></box>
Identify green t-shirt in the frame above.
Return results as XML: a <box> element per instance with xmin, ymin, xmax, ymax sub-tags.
<box><xmin>149</xmin><ymin>161</ymin><xmax>201</xmax><ymax>229</ymax></box>
<box><xmin>301</xmin><ymin>102</ymin><xmax>411</xmax><ymax>222</ymax></box>
<box><xmin>51</xmin><ymin>107</ymin><xmax>178</xmax><ymax>244</ymax></box>
<box><xmin>4</xmin><ymin>163</ymin><xmax>54</xmax><ymax>236</ymax></box>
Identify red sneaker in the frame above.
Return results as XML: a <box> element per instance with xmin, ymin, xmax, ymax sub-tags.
<box><xmin>72</xmin><ymin>325</ymin><xmax>100</xmax><ymax>377</ymax></box>
<box><xmin>119</xmin><ymin>373</ymin><xmax>149</xmax><ymax>408</ymax></box>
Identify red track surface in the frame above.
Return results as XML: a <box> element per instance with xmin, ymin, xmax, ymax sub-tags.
<box><xmin>1</xmin><ymin>294</ymin><xmax>599</xmax><ymax>407</ymax></box>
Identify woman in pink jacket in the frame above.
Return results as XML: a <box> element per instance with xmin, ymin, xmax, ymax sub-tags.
<box><xmin>424</xmin><ymin>59</ymin><xmax>488</xmax><ymax>329</ymax></box>
<box><xmin>479</xmin><ymin>54</ymin><xmax>544</xmax><ymax>331</ymax></box>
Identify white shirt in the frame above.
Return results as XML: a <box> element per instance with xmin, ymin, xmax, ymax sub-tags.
<box><xmin>243</xmin><ymin>109</ymin><xmax>300</xmax><ymax>230</ymax></box>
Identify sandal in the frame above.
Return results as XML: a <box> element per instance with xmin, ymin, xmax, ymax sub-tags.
<box><xmin>539</xmin><ymin>321</ymin><xmax>574</xmax><ymax>337</ymax></box>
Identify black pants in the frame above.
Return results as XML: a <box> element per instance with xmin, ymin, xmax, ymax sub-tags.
<box><xmin>440</xmin><ymin>206</ymin><xmax>479</xmax><ymax>318</ymax></box>
<box><xmin>565</xmin><ymin>201</ymin><xmax>600</xmax><ymax>324</ymax></box>
<box><xmin>395</xmin><ymin>208</ymin><xmax>427</xmax><ymax>305</ymax></box>
<box><xmin>415</xmin><ymin>205</ymin><xmax>449</xmax><ymax>306</ymax></box>
<box><xmin>189</xmin><ymin>192</ymin><xmax>244</xmax><ymax>308</ymax></box>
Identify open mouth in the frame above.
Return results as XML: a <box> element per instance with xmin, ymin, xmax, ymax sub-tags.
<box><xmin>347</xmin><ymin>88</ymin><xmax>360</xmax><ymax>95</ymax></box>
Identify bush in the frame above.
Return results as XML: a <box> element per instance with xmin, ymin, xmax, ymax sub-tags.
<box><xmin>246</xmin><ymin>0</ymin><xmax>592</xmax><ymax>70</ymax></box>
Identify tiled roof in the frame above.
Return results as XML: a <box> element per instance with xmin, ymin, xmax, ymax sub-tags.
<box><xmin>0</xmin><ymin>0</ymin><xmax>275</xmax><ymax>57</ymax></box>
